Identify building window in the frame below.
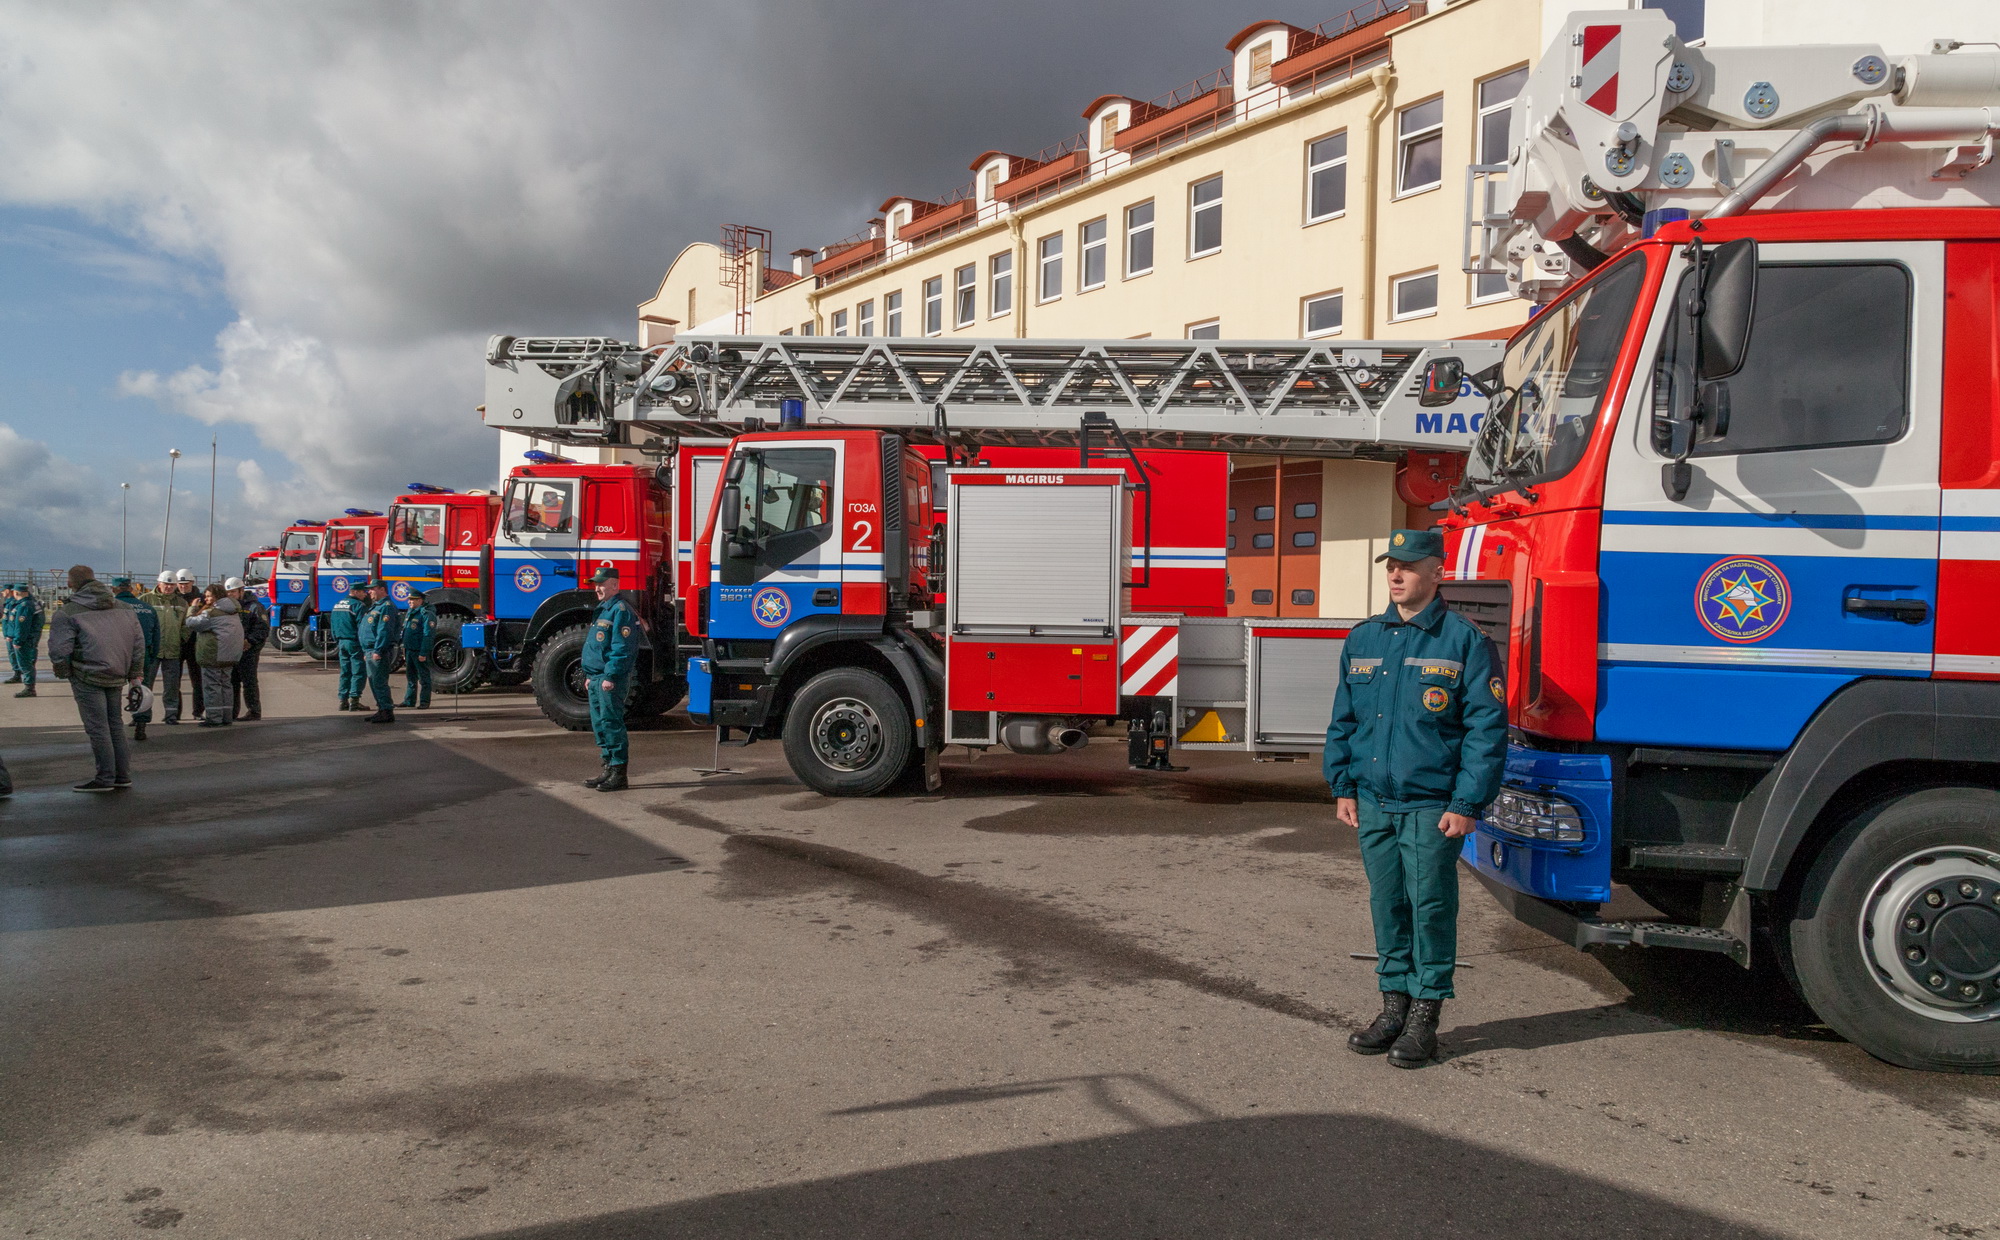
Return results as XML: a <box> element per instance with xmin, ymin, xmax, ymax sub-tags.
<box><xmin>1038</xmin><ymin>233</ymin><xmax>1063</xmax><ymax>302</ymax></box>
<box><xmin>1125</xmin><ymin>201</ymin><xmax>1155</xmax><ymax>277</ymax></box>
<box><xmin>779</xmin><ymin>328</ymin><xmax>793</xmax><ymax>336</ymax></box>
<box><xmin>1253</xmin><ymin>505</ymin><xmax>1276</xmax><ymax>520</ymax></box>
<box><xmin>1187</xmin><ymin>319</ymin><xmax>1220</xmax><ymax>340</ymax></box>
<box><xmin>1226</xmin><ymin>534</ymin><xmax>1237</xmax><ymax>550</ymax></box>
<box><xmin>1251</xmin><ymin>589</ymin><xmax>1274</xmax><ymax>605</ymax></box>
<box><xmin>1189</xmin><ymin>175</ymin><xmax>1223</xmax><ymax>257</ymax></box>
<box><xmin>858</xmin><ymin>300</ymin><xmax>875</xmax><ymax>336</ymax></box>
<box><xmin>1248</xmin><ymin>41</ymin><xmax>1274</xmax><ymax>88</ymax></box>
<box><xmin>1291</xmin><ymin>589</ymin><xmax>1315</xmax><ymax>607</ymax></box>
<box><xmin>1302</xmin><ymin>291</ymin><xmax>1343</xmax><ymax>338</ymax></box>
<box><xmin>1306</xmin><ymin>132</ymin><xmax>1347</xmax><ymax>223</ymax></box>
<box><xmin>1100</xmin><ymin>112</ymin><xmax>1118</xmax><ymax>151</ymax></box>
<box><xmin>885</xmin><ymin>291</ymin><xmax>902</xmax><ymax>337</ymax></box>
<box><xmin>1293</xmin><ymin>502</ymin><xmax>1317</xmax><ymax>519</ymax></box>
<box><xmin>1391</xmin><ymin>270</ymin><xmax>1439</xmax><ymax>321</ymax></box>
<box><xmin>1477</xmin><ymin>67</ymin><xmax>1529</xmax><ymax>166</ymax></box>
<box><xmin>799</xmin><ymin>321</ymin><xmax>815</xmax><ymax>336</ymax></box>
<box><xmin>954</xmin><ymin>264</ymin><xmax>976</xmax><ymax>328</ymax></box>
<box><xmin>1251</xmin><ymin>534</ymin><xmax>1274</xmax><ymax>549</ymax></box>
<box><xmin>831</xmin><ymin>309</ymin><xmax>849</xmax><ymax>337</ymax></box>
<box><xmin>1397</xmin><ymin>98</ymin><xmax>1444</xmax><ymax>196</ymax></box>
<box><xmin>1645</xmin><ymin>0</ymin><xmax>1705</xmax><ymax>43</ymax></box>
<box><xmin>982</xmin><ymin>165</ymin><xmax>1002</xmax><ymax>201</ymax></box>
<box><xmin>1080</xmin><ymin>218</ymin><xmax>1108</xmax><ymax>290</ymax></box>
<box><xmin>1227</xmin><ymin>507</ymin><xmax>1237</xmax><ymax>522</ymax></box>
<box><xmin>922</xmin><ymin>277</ymin><xmax>943</xmax><ymax>336</ymax></box>
<box><xmin>1292</xmin><ymin>531</ymin><xmax>1317</xmax><ymax>548</ymax></box>
<box><xmin>989</xmin><ymin>252</ymin><xmax>1012</xmax><ymax>317</ymax></box>
<box><xmin>1471</xmin><ymin>271</ymin><xmax>1512</xmax><ymax>304</ymax></box>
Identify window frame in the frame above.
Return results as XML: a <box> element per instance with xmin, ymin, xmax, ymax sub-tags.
<box><xmin>953</xmin><ymin>263</ymin><xmax>977</xmax><ymax>328</ymax></box>
<box><xmin>1186</xmin><ymin>319</ymin><xmax>1221</xmax><ymax>340</ymax></box>
<box><xmin>884</xmin><ymin>290</ymin><xmax>903</xmax><ymax>337</ymax></box>
<box><xmin>1189</xmin><ymin>175</ymin><xmax>1223</xmax><ymax>259</ymax></box>
<box><xmin>1302</xmin><ymin>290</ymin><xmax>1344</xmax><ymax>339</ymax></box>
<box><xmin>1475</xmin><ymin>64</ymin><xmax>1530</xmax><ymax>167</ymax></box>
<box><xmin>1469</xmin><ymin>270</ymin><xmax>1514</xmax><ymax>306</ymax></box>
<box><xmin>1389</xmin><ymin>269</ymin><xmax>1440</xmax><ymax>323</ymax></box>
<box><xmin>1305</xmin><ymin>130</ymin><xmax>1349</xmax><ymax>225</ymax></box>
<box><xmin>1079</xmin><ymin>217</ymin><xmax>1108</xmax><ymax>291</ymax></box>
<box><xmin>830</xmin><ymin>308</ymin><xmax>849</xmax><ymax>337</ymax></box>
<box><xmin>1124</xmin><ymin>200</ymin><xmax>1155</xmax><ymax>278</ymax></box>
<box><xmin>922</xmin><ymin>276</ymin><xmax>944</xmax><ymax>337</ymax></box>
<box><xmin>989</xmin><ymin>251</ymin><xmax>1013</xmax><ymax>318</ymax></box>
<box><xmin>1248</xmin><ymin>40</ymin><xmax>1274</xmax><ymax>88</ymax></box>
<box><xmin>857</xmin><ymin>299</ymin><xmax>875</xmax><ymax>336</ymax></box>
<box><xmin>1037</xmin><ymin>233</ymin><xmax>1064</xmax><ymax>303</ymax></box>
<box><xmin>1395</xmin><ymin>95</ymin><xmax>1445</xmax><ymax>198</ymax></box>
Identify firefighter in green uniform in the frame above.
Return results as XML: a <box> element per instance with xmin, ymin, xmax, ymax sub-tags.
<box><xmin>400</xmin><ymin>588</ymin><xmax>435</xmax><ymax>709</ymax></box>
<box><xmin>111</xmin><ymin>577</ymin><xmax>161</xmax><ymax>740</ymax></box>
<box><xmin>580</xmin><ymin>565</ymin><xmax>638</xmax><ymax>793</ymax></box>
<box><xmin>2</xmin><ymin>585</ymin><xmax>20</xmax><ymax>684</ymax></box>
<box><xmin>356</xmin><ymin>580</ymin><xmax>402</xmax><ymax>723</ymax></box>
<box><xmin>10</xmin><ymin>583</ymin><xmax>44</xmax><ymax>697</ymax></box>
<box><xmin>329</xmin><ymin>582</ymin><xmax>371</xmax><ymax>711</ymax></box>
<box><xmin>1325</xmin><ymin>528</ymin><xmax>1506</xmax><ymax>1068</ymax></box>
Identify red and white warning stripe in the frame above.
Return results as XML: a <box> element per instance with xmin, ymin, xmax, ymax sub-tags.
<box><xmin>1119</xmin><ymin>623</ymin><xmax>1179</xmax><ymax>697</ymax></box>
<box><xmin>1579</xmin><ymin>24</ymin><xmax>1620</xmax><ymax>116</ymax></box>
<box><xmin>1450</xmin><ymin>522</ymin><xmax>1490</xmax><ymax>580</ymax></box>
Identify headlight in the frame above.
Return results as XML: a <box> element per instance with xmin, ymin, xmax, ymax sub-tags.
<box><xmin>1484</xmin><ymin>788</ymin><xmax>1586</xmax><ymax>843</ymax></box>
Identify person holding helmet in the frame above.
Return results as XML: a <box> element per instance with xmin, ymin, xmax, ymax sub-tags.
<box><xmin>141</xmin><ymin>571</ymin><xmax>189</xmax><ymax>724</ymax></box>
<box><xmin>329</xmin><ymin>581</ymin><xmax>371</xmax><ymax>711</ymax></box>
<box><xmin>174</xmin><ymin>569</ymin><xmax>206</xmax><ymax>719</ymax></box>
<box><xmin>579</xmin><ymin>565</ymin><xmax>638</xmax><ymax>793</ymax></box>
<box><xmin>400</xmin><ymin>588</ymin><xmax>435</xmax><ymax>710</ymax></box>
<box><xmin>111</xmin><ymin>577</ymin><xmax>161</xmax><ymax>741</ymax></box>
<box><xmin>356</xmin><ymin>579</ymin><xmax>402</xmax><ymax>723</ymax></box>
<box><xmin>8</xmin><ymin>582</ymin><xmax>43</xmax><ymax>697</ymax></box>
<box><xmin>226</xmin><ymin>576</ymin><xmax>269</xmax><ymax>721</ymax></box>
<box><xmin>47</xmin><ymin>566</ymin><xmax>145</xmax><ymax>791</ymax></box>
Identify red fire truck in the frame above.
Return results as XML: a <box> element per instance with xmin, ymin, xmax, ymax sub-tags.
<box><xmin>301</xmin><ymin>510</ymin><xmax>388</xmax><ymax>660</ymax></box>
<box><xmin>271</xmin><ymin>518</ymin><xmax>328</xmax><ymax>651</ymax></box>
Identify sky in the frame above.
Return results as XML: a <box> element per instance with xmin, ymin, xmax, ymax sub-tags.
<box><xmin>0</xmin><ymin>0</ymin><xmax>1377</xmax><ymax>573</ymax></box>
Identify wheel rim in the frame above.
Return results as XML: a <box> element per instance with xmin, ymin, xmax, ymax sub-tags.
<box><xmin>433</xmin><ymin>638</ymin><xmax>462</xmax><ymax>674</ymax></box>
<box><xmin>562</xmin><ymin>653</ymin><xmax>587</xmax><ymax>703</ymax></box>
<box><xmin>1861</xmin><ymin>845</ymin><xmax>2000</xmax><ymax>1023</ymax></box>
<box><xmin>810</xmin><ymin>696</ymin><xmax>884</xmax><ymax>773</ymax></box>
<box><xmin>277</xmin><ymin>623</ymin><xmax>301</xmax><ymax>646</ymax></box>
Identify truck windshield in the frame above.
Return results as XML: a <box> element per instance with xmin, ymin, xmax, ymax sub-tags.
<box><xmin>322</xmin><ymin>528</ymin><xmax>368</xmax><ymax>566</ymax></box>
<box><xmin>504</xmin><ymin>480</ymin><xmax>574</xmax><ymax>535</ymax></box>
<box><xmin>1464</xmin><ymin>252</ymin><xmax>1647</xmax><ymax>495</ymax></box>
<box><xmin>280</xmin><ymin>531</ymin><xmax>320</xmax><ymax>565</ymax></box>
<box><xmin>388</xmin><ymin>504</ymin><xmax>444</xmax><ymax>548</ymax></box>
<box><xmin>729</xmin><ymin>449</ymin><xmax>834</xmax><ymax>539</ymax></box>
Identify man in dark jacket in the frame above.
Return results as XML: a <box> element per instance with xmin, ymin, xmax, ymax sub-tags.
<box><xmin>330</xmin><ymin>583</ymin><xmax>370</xmax><ymax>711</ymax></box>
<box><xmin>400</xmin><ymin>589</ymin><xmax>435</xmax><ymax>709</ymax></box>
<box><xmin>111</xmin><ymin>577</ymin><xmax>161</xmax><ymax>741</ymax></box>
<box><xmin>47</xmin><ymin>566</ymin><xmax>146</xmax><ymax>792</ymax></box>
<box><xmin>173</xmin><ymin>570</ymin><xmax>205</xmax><ymax>719</ymax></box>
<box><xmin>356</xmin><ymin>580</ymin><xmax>402</xmax><ymax>723</ymax></box>
<box><xmin>141</xmin><ymin>571</ymin><xmax>188</xmax><ymax>724</ymax></box>
<box><xmin>227</xmin><ymin>576</ymin><xmax>270</xmax><ymax>720</ymax></box>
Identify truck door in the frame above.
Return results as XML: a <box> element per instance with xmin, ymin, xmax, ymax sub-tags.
<box><xmin>1599</xmin><ymin>241</ymin><xmax>1942</xmax><ymax>751</ymax></box>
<box><xmin>709</xmin><ymin>444</ymin><xmax>841</xmax><ymax>639</ymax></box>
<box><xmin>495</xmin><ymin>476</ymin><xmax>582</xmax><ymax>616</ymax></box>
<box><xmin>444</xmin><ymin>501</ymin><xmax>488</xmax><ymax>590</ymax></box>
<box><xmin>580</xmin><ymin>479</ymin><xmax>636</xmax><ymax>588</ymax></box>
<box><xmin>681</xmin><ymin>452</ymin><xmax>725</xmax><ymax>600</ymax></box>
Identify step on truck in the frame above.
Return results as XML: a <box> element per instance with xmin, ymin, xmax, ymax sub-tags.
<box><xmin>1412</xmin><ymin>11</ymin><xmax>2000</xmax><ymax>1071</ymax></box>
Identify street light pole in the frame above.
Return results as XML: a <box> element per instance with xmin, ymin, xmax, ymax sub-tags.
<box><xmin>161</xmin><ymin>449</ymin><xmax>182</xmax><ymax>573</ymax></box>
<box><xmin>121</xmin><ymin>483</ymin><xmax>131</xmax><ymax>577</ymax></box>
<box><xmin>206</xmin><ymin>433</ymin><xmax>217</xmax><ymax>584</ymax></box>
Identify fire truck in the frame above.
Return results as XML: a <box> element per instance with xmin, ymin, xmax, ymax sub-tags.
<box><xmin>301</xmin><ymin>510</ymin><xmax>388</xmax><ymax>660</ymax></box>
<box><xmin>271</xmin><ymin>518</ymin><xmax>327</xmax><ymax>651</ymax></box>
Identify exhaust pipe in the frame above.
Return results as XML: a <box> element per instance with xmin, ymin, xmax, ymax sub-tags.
<box><xmin>1000</xmin><ymin>717</ymin><xmax>1090</xmax><ymax>755</ymax></box>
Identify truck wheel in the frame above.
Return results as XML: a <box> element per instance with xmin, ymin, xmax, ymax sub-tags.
<box><xmin>781</xmin><ymin>669</ymin><xmax>915</xmax><ymax>797</ymax></box>
<box><xmin>628</xmin><ymin>675</ymin><xmax>687</xmax><ymax>720</ymax></box>
<box><xmin>529</xmin><ymin>625</ymin><xmax>593</xmax><ymax>731</ymax></box>
<box><xmin>428</xmin><ymin>616</ymin><xmax>490</xmax><ymax>694</ymax></box>
<box><xmin>302</xmin><ymin>626</ymin><xmax>329</xmax><ymax>661</ymax></box>
<box><xmin>273</xmin><ymin>622</ymin><xmax>304</xmax><ymax>653</ymax></box>
<box><xmin>1787</xmin><ymin>788</ymin><xmax>2000</xmax><ymax>1073</ymax></box>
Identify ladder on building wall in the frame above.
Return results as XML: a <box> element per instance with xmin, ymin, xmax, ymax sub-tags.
<box><xmin>483</xmin><ymin>334</ymin><xmax>1503</xmax><ymax>456</ymax></box>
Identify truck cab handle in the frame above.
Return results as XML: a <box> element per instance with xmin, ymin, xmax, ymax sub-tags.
<box><xmin>1843</xmin><ymin>596</ymin><xmax>1928</xmax><ymax>624</ymax></box>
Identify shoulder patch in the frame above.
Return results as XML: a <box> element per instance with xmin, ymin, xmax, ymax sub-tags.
<box><xmin>1490</xmin><ymin>676</ymin><xmax>1505</xmax><ymax>702</ymax></box>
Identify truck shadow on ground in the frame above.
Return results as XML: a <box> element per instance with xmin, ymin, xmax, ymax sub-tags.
<box><xmin>471</xmin><ymin>1112</ymin><xmax>1783</xmax><ymax>1240</ymax></box>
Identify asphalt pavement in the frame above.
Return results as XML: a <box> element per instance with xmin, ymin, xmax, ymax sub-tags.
<box><xmin>2</xmin><ymin>653</ymin><xmax>1997</xmax><ymax>1238</ymax></box>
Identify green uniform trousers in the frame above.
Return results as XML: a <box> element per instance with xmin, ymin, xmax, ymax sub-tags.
<box><xmin>364</xmin><ymin>650</ymin><xmax>394</xmax><ymax>711</ymax></box>
<box><xmin>336</xmin><ymin>640</ymin><xmax>365</xmax><ymax>700</ymax></box>
<box><xmin>1356</xmin><ymin>795</ymin><xmax>1462</xmax><ymax>1000</ymax></box>
<box><xmin>10</xmin><ymin>638</ymin><xmax>36</xmax><ymax>686</ymax></box>
<box><xmin>588</xmin><ymin>676</ymin><xmax>628</xmax><ymax>767</ymax></box>
<box><xmin>401</xmin><ymin>657</ymin><xmax>431</xmax><ymax>707</ymax></box>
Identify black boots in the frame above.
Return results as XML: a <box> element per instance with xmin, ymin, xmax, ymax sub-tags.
<box><xmin>1388</xmin><ymin>999</ymin><xmax>1443</xmax><ymax>1068</ymax></box>
<box><xmin>338</xmin><ymin>698</ymin><xmax>352</xmax><ymax>712</ymax></box>
<box><xmin>1348</xmin><ymin>991</ymin><xmax>1411</xmax><ymax>1055</ymax></box>
<box><xmin>133</xmin><ymin>722</ymin><xmax>148</xmax><ymax>742</ymax></box>
<box><xmin>595</xmin><ymin>765</ymin><xmax>629</xmax><ymax>793</ymax></box>
<box><xmin>365</xmin><ymin>708</ymin><xmax>394</xmax><ymax>724</ymax></box>
<box><xmin>583</xmin><ymin>767</ymin><xmax>610</xmax><ymax>789</ymax></box>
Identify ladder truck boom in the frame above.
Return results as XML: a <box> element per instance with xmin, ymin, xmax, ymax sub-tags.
<box><xmin>484</xmin><ymin>334</ymin><xmax>1503</xmax><ymax>456</ymax></box>
<box><xmin>1472</xmin><ymin>9</ymin><xmax>2000</xmax><ymax>300</ymax></box>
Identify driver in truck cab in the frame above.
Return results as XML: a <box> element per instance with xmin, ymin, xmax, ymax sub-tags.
<box><xmin>1324</xmin><ymin>528</ymin><xmax>1506</xmax><ymax>1069</ymax></box>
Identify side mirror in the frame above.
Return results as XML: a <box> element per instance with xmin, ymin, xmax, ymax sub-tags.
<box><xmin>1699</xmin><ymin>237</ymin><xmax>1757</xmax><ymax>381</ymax></box>
<box><xmin>1418</xmin><ymin>357</ymin><xmax>1464</xmax><ymax>408</ymax></box>
<box><xmin>719</xmin><ymin>486</ymin><xmax>742</xmax><ymax>536</ymax></box>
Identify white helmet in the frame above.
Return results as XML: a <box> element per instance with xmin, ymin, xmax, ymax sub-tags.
<box><xmin>156</xmin><ymin>570</ymin><xmax>174</xmax><ymax>585</ymax></box>
<box><xmin>224</xmin><ymin>576</ymin><xmax>244</xmax><ymax>590</ymax></box>
<box><xmin>125</xmin><ymin>683</ymin><xmax>155</xmax><ymax>717</ymax></box>
<box><xmin>175</xmin><ymin>568</ymin><xmax>195</xmax><ymax>582</ymax></box>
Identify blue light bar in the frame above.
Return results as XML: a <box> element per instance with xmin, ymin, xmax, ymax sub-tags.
<box><xmin>404</xmin><ymin>482</ymin><xmax>455</xmax><ymax>495</ymax></box>
<box><xmin>292</xmin><ymin>518</ymin><xmax>326</xmax><ymax>527</ymax></box>
<box><xmin>522</xmin><ymin>450</ymin><xmax>573</xmax><ymax>464</ymax></box>
<box><xmin>342</xmin><ymin>508</ymin><xmax>382</xmax><ymax>517</ymax></box>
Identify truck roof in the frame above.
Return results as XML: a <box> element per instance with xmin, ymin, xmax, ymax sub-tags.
<box><xmin>1653</xmin><ymin>207</ymin><xmax>2000</xmax><ymax>247</ymax></box>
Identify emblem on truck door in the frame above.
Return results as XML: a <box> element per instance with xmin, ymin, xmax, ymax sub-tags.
<box><xmin>514</xmin><ymin>565</ymin><xmax>541</xmax><ymax>592</ymax></box>
<box><xmin>1695</xmin><ymin>556</ymin><xmax>1790</xmax><ymax>643</ymax></box>
<box><xmin>752</xmin><ymin>586</ymin><xmax>792</xmax><ymax>628</ymax></box>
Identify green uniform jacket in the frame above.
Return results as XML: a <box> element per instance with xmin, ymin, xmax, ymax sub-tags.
<box><xmin>1323</xmin><ymin>595</ymin><xmax>1507</xmax><ymax>817</ymax></box>
<box><xmin>119</xmin><ymin>594</ymin><xmax>161</xmax><ymax>661</ymax></box>
<box><xmin>401</xmin><ymin>604</ymin><xmax>434</xmax><ymax>654</ymax></box>
<box><xmin>14</xmin><ymin>595</ymin><xmax>42</xmax><ymax>644</ymax></box>
<box><xmin>139</xmin><ymin>590</ymin><xmax>187</xmax><ymax>649</ymax></box>
<box><xmin>357</xmin><ymin>599</ymin><xmax>402</xmax><ymax>654</ymax></box>
<box><xmin>579</xmin><ymin>596</ymin><xmax>639</xmax><ymax>679</ymax></box>
<box><xmin>2</xmin><ymin>596</ymin><xmax>16</xmax><ymax>640</ymax></box>
<box><xmin>329</xmin><ymin>596</ymin><xmax>368</xmax><ymax>642</ymax></box>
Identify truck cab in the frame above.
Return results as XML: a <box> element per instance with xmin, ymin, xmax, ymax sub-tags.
<box><xmin>304</xmin><ymin>511</ymin><xmax>387</xmax><ymax>659</ymax></box>
<box><xmin>271</xmin><ymin>519</ymin><xmax>326</xmax><ymax>651</ymax></box>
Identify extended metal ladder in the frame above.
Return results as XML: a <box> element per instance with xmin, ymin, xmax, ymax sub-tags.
<box><xmin>483</xmin><ymin>334</ymin><xmax>1503</xmax><ymax>456</ymax></box>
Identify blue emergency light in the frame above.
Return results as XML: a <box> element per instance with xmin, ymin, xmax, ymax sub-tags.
<box><xmin>343</xmin><ymin>508</ymin><xmax>381</xmax><ymax>517</ymax></box>
<box><xmin>292</xmin><ymin>518</ymin><xmax>326</xmax><ymax>527</ymax></box>
<box><xmin>779</xmin><ymin>397</ymin><xmax>805</xmax><ymax>429</ymax></box>
<box><xmin>403</xmin><ymin>483</ymin><xmax>456</xmax><ymax>495</ymax></box>
<box><xmin>523</xmin><ymin>450</ymin><xmax>574</xmax><ymax>465</ymax></box>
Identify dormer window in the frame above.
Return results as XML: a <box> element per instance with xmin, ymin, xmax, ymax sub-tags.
<box><xmin>983</xmin><ymin>166</ymin><xmax>1000</xmax><ymax>201</ymax></box>
<box><xmin>1099</xmin><ymin>113</ymin><xmax>1118</xmax><ymax>151</ymax></box>
<box><xmin>1248</xmin><ymin>41</ymin><xmax>1273</xmax><ymax>88</ymax></box>
<box><xmin>1082</xmin><ymin>97</ymin><xmax>1134</xmax><ymax>158</ymax></box>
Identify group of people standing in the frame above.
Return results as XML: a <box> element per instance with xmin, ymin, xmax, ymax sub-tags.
<box><xmin>326</xmin><ymin>579</ymin><xmax>434</xmax><ymax>722</ymax></box>
<box><xmin>135</xmin><ymin>568</ymin><xmax>270</xmax><ymax>731</ymax></box>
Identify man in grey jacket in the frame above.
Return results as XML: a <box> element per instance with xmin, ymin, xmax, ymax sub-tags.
<box><xmin>47</xmin><ymin>566</ymin><xmax>146</xmax><ymax>793</ymax></box>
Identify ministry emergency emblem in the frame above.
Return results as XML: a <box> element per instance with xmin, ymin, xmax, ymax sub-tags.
<box><xmin>1489</xmin><ymin>676</ymin><xmax>1504</xmax><ymax>703</ymax></box>
<box><xmin>330</xmin><ymin>575</ymin><xmax>351</xmax><ymax>595</ymax></box>
<box><xmin>513</xmin><ymin>565</ymin><xmax>542</xmax><ymax>592</ymax></box>
<box><xmin>1695</xmin><ymin>556</ymin><xmax>1790</xmax><ymax>643</ymax></box>
<box><xmin>751</xmin><ymin>587</ymin><xmax>791</xmax><ymax>628</ymax></box>
<box><xmin>1422</xmin><ymin>685</ymin><xmax>1451</xmax><ymax>713</ymax></box>
<box><xmin>391</xmin><ymin>581</ymin><xmax>410</xmax><ymax>602</ymax></box>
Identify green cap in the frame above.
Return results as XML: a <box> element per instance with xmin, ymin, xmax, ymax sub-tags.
<box><xmin>1375</xmin><ymin>527</ymin><xmax>1446</xmax><ymax>564</ymax></box>
<box><xmin>407</xmin><ymin>587</ymin><xmax>427</xmax><ymax>599</ymax></box>
<box><xmin>111</xmin><ymin>576</ymin><xmax>132</xmax><ymax>587</ymax></box>
<box><xmin>589</xmin><ymin>565</ymin><xmax>620</xmax><ymax>585</ymax></box>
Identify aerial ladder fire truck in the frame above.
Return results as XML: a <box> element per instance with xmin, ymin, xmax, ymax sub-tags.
<box><xmin>484</xmin><ymin>11</ymin><xmax>2000</xmax><ymax>1070</ymax></box>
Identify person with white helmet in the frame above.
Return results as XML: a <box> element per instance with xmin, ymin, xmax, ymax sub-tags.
<box><xmin>225</xmin><ymin>575</ymin><xmax>268</xmax><ymax>720</ymax></box>
<box><xmin>110</xmin><ymin>576</ymin><xmax>161</xmax><ymax>740</ymax></box>
<box><xmin>173</xmin><ymin>569</ymin><xmax>206</xmax><ymax>720</ymax></box>
<box><xmin>140</xmin><ymin>571</ymin><xmax>189</xmax><ymax>724</ymax></box>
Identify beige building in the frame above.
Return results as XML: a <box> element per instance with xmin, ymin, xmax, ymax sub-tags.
<box><xmin>612</xmin><ymin>0</ymin><xmax>1542</xmax><ymax>618</ymax></box>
